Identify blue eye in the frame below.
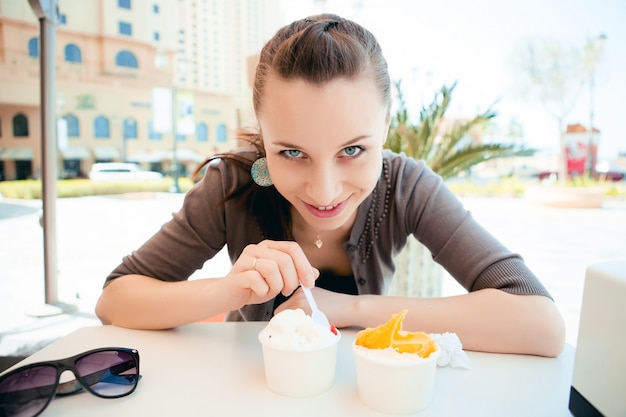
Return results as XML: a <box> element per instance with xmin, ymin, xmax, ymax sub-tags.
<box><xmin>342</xmin><ymin>146</ymin><xmax>364</xmax><ymax>157</ymax></box>
<box><xmin>281</xmin><ymin>149</ymin><xmax>303</xmax><ymax>159</ymax></box>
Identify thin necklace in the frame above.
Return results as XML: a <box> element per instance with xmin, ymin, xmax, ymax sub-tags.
<box><xmin>314</xmin><ymin>233</ymin><xmax>323</xmax><ymax>249</ymax></box>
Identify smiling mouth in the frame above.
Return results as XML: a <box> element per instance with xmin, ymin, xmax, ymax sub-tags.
<box><xmin>305</xmin><ymin>199</ymin><xmax>347</xmax><ymax>218</ymax></box>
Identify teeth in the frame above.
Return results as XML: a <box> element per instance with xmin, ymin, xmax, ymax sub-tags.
<box><xmin>316</xmin><ymin>204</ymin><xmax>337</xmax><ymax>211</ymax></box>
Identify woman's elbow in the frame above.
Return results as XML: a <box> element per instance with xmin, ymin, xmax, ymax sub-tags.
<box><xmin>533</xmin><ymin>298</ymin><xmax>567</xmax><ymax>357</ymax></box>
<box><xmin>95</xmin><ymin>293</ymin><xmax>113</xmax><ymax>325</ymax></box>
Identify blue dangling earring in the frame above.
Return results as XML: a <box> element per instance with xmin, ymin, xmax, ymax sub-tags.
<box><xmin>251</xmin><ymin>157</ymin><xmax>273</xmax><ymax>187</ymax></box>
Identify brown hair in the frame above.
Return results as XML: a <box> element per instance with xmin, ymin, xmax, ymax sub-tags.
<box><xmin>253</xmin><ymin>13</ymin><xmax>391</xmax><ymax>119</ymax></box>
<box><xmin>193</xmin><ymin>14</ymin><xmax>391</xmax><ymax>240</ymax></box>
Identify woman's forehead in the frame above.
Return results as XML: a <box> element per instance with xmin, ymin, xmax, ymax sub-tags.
<box><xmin>259</xmin><ymin>75</ymin><xmax>385</xmax><ymax>120</ymax></box>
<box><xmin>263</xmin><ymin>72</ymin><xmax>383</xmax><ymax>100</ymax></box>
<box><xmin>258</xmin><ymin>76</ymin><xmax>388</xmax><ymax>151</ymax></box>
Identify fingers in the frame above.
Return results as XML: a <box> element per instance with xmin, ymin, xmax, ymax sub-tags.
<box><xmin>237</xmin><ymin>240</ymin><xmax>317</xmax><ymax>299</ymax></box>
<box><xmin>250</xmin><ymin>256</ymin><xmax>291</xmax><ymax>295</ymax></box>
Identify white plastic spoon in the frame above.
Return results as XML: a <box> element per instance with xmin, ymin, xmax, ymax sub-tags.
<box><xmin>301</xmin><ymin>286</ymin><xmax>330</xmax><ymax>328</ymax></box>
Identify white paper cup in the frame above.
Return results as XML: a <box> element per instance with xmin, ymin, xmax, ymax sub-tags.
<box><xmin>258</xmin><ymin>332</ymin><xmax>340</xmax><ymax>397</ymax></box>
<box><xmin>353</xmin><ymin>344</ymin><xmax>440</xmax><ymax>414</ymax></box>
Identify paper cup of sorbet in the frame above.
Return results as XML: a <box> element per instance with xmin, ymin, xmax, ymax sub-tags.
<box><xmin>353</xmin><ymin>344</ymin><xmax>440</xmax><ymax>414</ymax></box>
<box><xmin>258</xmin><ymin>331</ymin><xmax>340</xmax><ymax>397</ymax></box>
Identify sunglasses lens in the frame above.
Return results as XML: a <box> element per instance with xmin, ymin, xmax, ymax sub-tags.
<box><xmin>0</xmin><ymin>364</ymin><xmax>58</xmax><ymax>417</ymax></box>
<box><xmin>75</xmin><ymin>350</ymin><xmax>139</xmax><ymax>398</ymax></box>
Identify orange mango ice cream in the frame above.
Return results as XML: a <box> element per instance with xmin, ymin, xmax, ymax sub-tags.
<box><xmin>355</xmin><ymin>310</ymin><xmax>437</xmax><ymax>358</ymax></box>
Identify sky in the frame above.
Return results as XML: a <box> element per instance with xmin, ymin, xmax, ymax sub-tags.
<box><xmin>278</xmin><ymin>0</ymin><xmax>626</xmax><ymax>160</ymax></box>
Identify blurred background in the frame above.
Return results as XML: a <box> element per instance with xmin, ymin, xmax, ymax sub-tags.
<box><xmin>1</xmin><ymin>0</ymin><xmax>624</xmax><ymax>182</ymax></box>
<box><xmin>0</xmin><ymin>0</ymin><xmax>625</xmax><ymax>359</ymax></box>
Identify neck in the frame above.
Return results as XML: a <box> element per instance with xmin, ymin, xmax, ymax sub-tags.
<box><xmin>290</xmin><ymin>208</ymin><xmax>355</xmax><ymax>249</ymax></box>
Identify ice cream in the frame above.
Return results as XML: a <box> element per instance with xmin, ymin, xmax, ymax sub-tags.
<box><xmin>258</xmin><ymin>309</ymin><xmax>341</xmax><ymax>397</ymax></box>
<box><xmin>353</xmin><ymin>310</ymin><xmax>440</xmax><ymax>414</ymax></box>
<box><xmin>258</xmin><ymin>308</ymin><xmax>339</xmax><ymax>350</ymax></box>
<box><xmin>355</xmin><ymin>309</ymin><xmax>437</xmax><ymax>359</ymax></box>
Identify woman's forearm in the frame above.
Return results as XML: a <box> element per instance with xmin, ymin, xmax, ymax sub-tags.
<box><xmin>352</xmin><ymin>289</ymin><xmax>565</xmax><ymax>357</ymax></box>
<box><xmin>95</xmin><ymin>274</ymin><xmax>234</xmax><ymax>330</ymax></box>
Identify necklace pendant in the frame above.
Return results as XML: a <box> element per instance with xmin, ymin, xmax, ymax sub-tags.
<box><xmin>314</xmin><ymin>235</ymin><xmax>323</xmax><ymax>249</ymax></box>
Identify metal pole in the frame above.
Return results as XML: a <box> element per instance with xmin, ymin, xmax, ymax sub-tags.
<box><xmin>28</xmin><ymin>0</ymin><xmax>74</xmax><ymax>316</ymax></box>
<box><xmin>39</xmin><ymin>7</ymin><xmax>59</xmax><ymax>307</ymax></box>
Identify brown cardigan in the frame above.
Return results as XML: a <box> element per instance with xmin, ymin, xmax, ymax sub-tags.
<box><xmin>104</xmin><ymin>148</ymin><xmax>551</xmax><ymax>321</ymax></box>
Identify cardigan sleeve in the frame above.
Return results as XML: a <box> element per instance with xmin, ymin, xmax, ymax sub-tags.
<box><xmin>103</xmin><ymin>159</ymin><xmax>232</xmax><ymax>286</ymax></box>
<box><xmin>390</xmin><ymin>154</ymin><xmax>552</xmax><ymax>298</ymax></box>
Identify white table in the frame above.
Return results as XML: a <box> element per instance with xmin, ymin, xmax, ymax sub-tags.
<box><xmin>3</xmin><ymin>322</ymin><xmax>575</xmax><ymax>416</ymax></box>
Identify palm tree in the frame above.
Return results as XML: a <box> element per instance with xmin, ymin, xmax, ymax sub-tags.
<box><xmin>386</xmin><ymin>81</ymin><xmax>535</xmax><ymax>298</ymax></box>
<box><xmin>385</xmin><ymin>81</ymin><xmax>535</xmax><ymax>179</ymax></box>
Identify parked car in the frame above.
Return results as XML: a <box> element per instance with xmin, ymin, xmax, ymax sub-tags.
<box><xmin>89</xmin><ymin>163</ymin><xmax>163</xmax><ymax>182</ymax></box>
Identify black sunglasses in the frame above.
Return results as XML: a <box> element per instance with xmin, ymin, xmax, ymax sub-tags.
<box><xmin>0</xmin><ymin>347</ymin><xmax>140</xmax><ymax>417</ymax></box>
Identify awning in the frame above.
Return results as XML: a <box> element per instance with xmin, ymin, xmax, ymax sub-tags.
<box><xmin>152</xmin><ymin>148</ymin><xmax>206</xmax><ymax>163</ymax></box>
<box><xmin>61</xmin><ymin>145</ymin><xmax>91</xmax><ymax>160</ymax></box>
<box><xmin>0</xmin><ymin>147</ymin><xmax>34</xmax><ymax>160</ymax></box>
<box><xmin>93</xmin><ymin>145</ymin><xmax>120</xmax><ymax>160</ymax></box>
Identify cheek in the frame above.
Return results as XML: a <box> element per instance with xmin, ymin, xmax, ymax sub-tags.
<box><xmin>265</xmin><ymin>156</ymin><xmax>297</xmax><ymax>191</ymax></box>
<box><xmin>349</xmin><ymin>153</ymin><xmax>383</xmax><ymax>192</ymax></box>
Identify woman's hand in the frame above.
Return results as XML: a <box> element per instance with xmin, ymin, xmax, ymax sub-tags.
<box><xmin>219</xmin><ymin>240</ymin><xmax>319</xmax><ymax>309</ymax></box>
<box><xmin>274</xmin><ymin>286</ymin><xmax>355</xmax><ymax>328</ymax></box>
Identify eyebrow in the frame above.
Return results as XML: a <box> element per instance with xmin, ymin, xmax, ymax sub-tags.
<box><xmin>272</xmin><ymin>135</ymin><xmax>373</xmax><ymax>149</ymax></box>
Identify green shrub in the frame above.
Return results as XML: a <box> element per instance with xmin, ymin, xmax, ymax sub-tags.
<box><xmin>0</xmin><ymin>178</ymin><xmax>195</xmax><ymax>199</ymax></box>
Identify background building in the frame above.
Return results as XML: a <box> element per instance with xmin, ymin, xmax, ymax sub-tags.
<box><xmin>0</xmin><ymin>0</ymin><xmax>282</xmax><ymax>180</ymax></box>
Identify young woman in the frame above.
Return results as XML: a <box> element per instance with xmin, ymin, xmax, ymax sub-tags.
<box><xmin>96</xmin><ymin>14</ymin><xmax>565</xmax><ymax>357</ymax></box>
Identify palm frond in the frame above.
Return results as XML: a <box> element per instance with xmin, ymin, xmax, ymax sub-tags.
<box><xmin>385</xmin><ymin>81</ymin><xmax>535</xmax><ymax>179</ymax></box>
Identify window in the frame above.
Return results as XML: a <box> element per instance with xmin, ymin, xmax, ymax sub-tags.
<box><xmin>123</xmin><ymin>118</ymin><xmax>137</xmax><ymax>139</ymax></box>
<box><xmin>28</xmin><ymin>38</ymin><xmax>39</xmax><ymax>58</ymax></box>
<box><xmin>15</xmin><ymin>161</ymin><xmax>32</xmax><ymax>180</ymax></box>
<box><xmin>115</xmin><ymin>51</ymin><xmax>138</xmax><ymax>68</ymax></box>
<box><xmin>12</xmin><ymin>113</ymin><xmax>29</xmax><ymax>137</ymax></box>
<box><xmin>148</xmin><ymin>121</ymin><xmax>162</xmax><ymax>140</ymax></box>
<box><xmin>119</xmin><ymin>22</ymin><xmax>132</xmax><ymax>36</ymax></box>
<box><xmin>118</xmin><ymin>0</ymin><xmax>131</xmax><ymax>9</ymax></box>
<box><xmin>59</xmin><ymin>14</ymin><xmax>67</xmax><ymax>24</ymax></box>
<box><xmin>64</xmin><ymin>114</ymin><xmax>79</xmax><ymax>137</ymax></box>
<box><xmin>196</xmin><ymin>122</ymin><xmax>208</xmax><ymax>142</ymax></box>
<box><xmin>154</xmin><ymin>32</ymin><xmax>160</xmax><ymax>41</ymax></box>
<box><xmin>216</xmin><ymin>123</ymin><xmax>227</xmax><ymax>143</ymax></box>
<box><xmin>94</xmin><ymin>116</ymin><xmax>110</xmax><ymax>138</ymax></box>
<box><xmin>153</xmin><ymin>4</ymin><xmax>159</xmax><ymax>13</ymax></box>
<box><xmin>64</xmin><ymin>44</ymin><xmax>82</xmax><ymax>63</ymax></box>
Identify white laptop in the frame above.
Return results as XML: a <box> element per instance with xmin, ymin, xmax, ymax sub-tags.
<box><xmin>569</xmin><ymin>261</ymin><xmax>626</xmax><ymax>417</ymax></box>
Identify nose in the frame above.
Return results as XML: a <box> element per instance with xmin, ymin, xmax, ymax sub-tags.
<box><xmin>306</xmin><ymin>162</ymin><xmax>342</xmax><ymax>205</ymax></box>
